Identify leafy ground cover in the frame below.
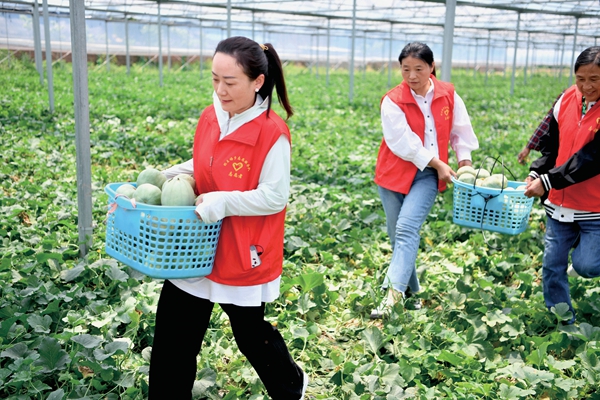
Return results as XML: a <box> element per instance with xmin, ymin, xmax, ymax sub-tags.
<box><xmin>1</xmin><ymin>54</ymin><xmax>599</xmax><ymax>399</ymax></box>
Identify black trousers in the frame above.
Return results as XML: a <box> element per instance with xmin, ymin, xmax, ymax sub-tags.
<box><xmin>148</xmin><ymin>280</ymin><xmax>304</xmax><ymax>400</ymax></box>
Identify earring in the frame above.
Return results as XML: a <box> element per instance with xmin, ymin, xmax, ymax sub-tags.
<box><xmin>255</xmin><ymin>88</ymin><xmax>259</xmax><ymax>92</ymax></box>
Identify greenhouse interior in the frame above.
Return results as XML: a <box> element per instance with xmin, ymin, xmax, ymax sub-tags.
<box><xmin>2</xmin><ymin>1</ymin><xmax>600</xmax><ymax>400</ymax></box>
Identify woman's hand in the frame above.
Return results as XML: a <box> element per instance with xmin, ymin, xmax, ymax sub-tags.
<box><xmin>457</xmin><ymin>159</ymin><xmax>473</xmax><ymax>168</ymax></box>
<box><xmin>194</xmin><ymin>194</ymin><xmax>205</xmax><ymax>220</ymax></box>
<box><xmin>518</xmin><ymin>147</ymin><xmax>530</xmax><ymax>164</ymax></box>
<box><xmin>524</xmin><ymin>178</ymin><xmax>545</xmax><ymax>198</ymax></box>
<box><xmin>429</xmin><ymin>157</ymin><xmax>455</xmax><ymax>184</ymax></box>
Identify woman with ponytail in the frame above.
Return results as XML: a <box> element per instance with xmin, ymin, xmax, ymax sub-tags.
<box><xmin>149</xmin><ymin>36</ymin><xmax>307</xmax><ymax>399</ymax></box>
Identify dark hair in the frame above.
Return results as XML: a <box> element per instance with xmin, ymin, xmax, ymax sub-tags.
<box><xmin>398</xmin><ymin>42</ymin><xmax>436</xmax><ymax>77</ymax></box>
<box><xmin>214</xmin><ymin>36</ymin><xmax>293</xmax><ymax>119</ymax></box>
<box><xmin>574</xmin><ymin>46</ymin><xmax>600</xmax><ymax>73</ymax></box>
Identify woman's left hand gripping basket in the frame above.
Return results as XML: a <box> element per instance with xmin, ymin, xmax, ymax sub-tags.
<box><xmin>104</xmin><ymin>183</ymin><xmax>222</xmax><ymax>279</ymax></box>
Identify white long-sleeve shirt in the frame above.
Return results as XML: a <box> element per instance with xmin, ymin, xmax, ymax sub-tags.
<box><xmin>163</xmin><ymin>93</ymin><xmax>289</xmax><ymax>306</ymax></box>
<box><xmin>163</xmin><ymin>92</ymin><xmax>291</xmax><ymax>224</ymax></box>
<box><xmin>380</xmin><ymin>79</ymin><xmax>479</xmax><ymax>170</ymax></box>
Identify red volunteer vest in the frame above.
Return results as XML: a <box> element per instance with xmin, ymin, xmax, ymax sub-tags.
<box><xmin>548</xmin><ymin>85</ymin><xmax>600</xmax><ymax>212</ymax></box>
<box><xmin>374</xmin><ymin>75</ymin><xmax>455</xmax><ymax>194</ymax></box>
<box><xmin>193</xmin><ymin>106</ymin><xmax>291</xmax><ymax>285</ymax></box>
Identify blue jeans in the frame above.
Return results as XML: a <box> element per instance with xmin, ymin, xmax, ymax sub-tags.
<box><xmin>378</xmin><ymin>168</ymin><xmax>438</xmax><ymax>294</ymax></box>
<box><xmin>542</xmin><ymin>217</ymin><xmax>600</xmax><ymax>322</ymax></box>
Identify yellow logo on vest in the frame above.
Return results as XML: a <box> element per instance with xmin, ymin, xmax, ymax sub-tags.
<box><xmin>440</xmin><ymin>106</ymin><xmax>450</xmax><ymax>121</ymax></box>
<box><xmin>223</xmin><ymin>155</ymin><xmax>251</xmax><ymax>179</ymax></box>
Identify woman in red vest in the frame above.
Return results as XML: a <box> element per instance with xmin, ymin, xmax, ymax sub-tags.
<box><xmin>525</xmin><ymin>46</ymin><xmax>600</xmax><ymax>324</ymax></box>
<box><xmin>370</xmin><ymin>42</ymin><xmax>479</xmax><ymax>319</ymax></box>
<box><xmin>149</xmin><ymin>37</ymin><xmax>308</xmax><ymax>399</ymax></box>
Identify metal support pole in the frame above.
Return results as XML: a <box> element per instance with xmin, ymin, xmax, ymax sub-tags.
<box><xmin>363</xmin><ymin>32</ymin><xmax>367</xmax><ymax>80</ymax></box>
<box><xmin>167</xmin><ymin>25</ymin><xmax>171</xmax><ymax>71</ymax></box>
<box><xmin>531</xmin><ymin>46</ymin><xmax>536</xmax><ymax>77</ymax></box>
<box><xmin>554</xmin><ymin>44</ymin><xmax>560</xmax><ymax>79</ymax></box>
<box><xmin>524</xmin><ymin>32</ymin><xmax>530</xmax><ymax>84</ymax></box>
<box><xmin>125</xmin><ymin>16</ymin><xmax>130</xmax><ymax>75</ymax></box>
<box><xmin>226</xmin><ymin>0</ymin><xmax>231</xmax><ymax>38</ymax></box>
<box><xmin>485</xmin><ymin>30</ymin><xmax>491</xmax><ymax>85</ymax></box>
<box><xmin>42</xmin><ymin>0</ymin><xmax>54</xmax><ymax>112</ymax></box>
<box><xmin>349</xmin><ymin>0</ymin><xmax>357</xmax><ymax>102</ymax></box>
<box><xmin>315</xmin><ymin>31</ymin><xmax>320</xmax><ymax>79</ymax></box>
<box><xmin>503</xmin><ymin>41</ymin><xmax>508</xmax><ymax>78</ymax></box>
<box><xmin>32</xmin><ymin>1</ymin><xmax>44</xmax><ymax>84</ymax></box>
<box><xmin>326</xmin><ymin>18</ymin><xmax>330</xmax><ymax>86</ymax></box>
<box><xmin>510</xmin><ymin>13</ymin><xmax>521</xmax><ymax>96</ymax></box>
<box><xmin>569</xmin><ymin>18</ymin><xmax>579</xmax><ymax>87</ymax></box>
<box><xmin>158</xmin><ymin>3</ymin><xmax>163</xmax><ymax>87</ymax></box>
<box><xmin>4</xmin><ymin>12</ymin><xmax>10</xmax><ymax>66</ymax></box>
<box><xmin>559</xmin><ymin>35</ymin><xmax>566</xmax><ymax>82</ymax></box>
<box><xmin>441</xmin><ymin>0</ymin><xmax>457</xmax><ymax>82</ymax></box>
<box><xmin>473</xmin><ymin>40</ymin><xmax>478</xmax><ymax>78</ymax></box>
<box><xmin>388</xmin><ymin>24</ymin><xmax>393</xmax><ymax>88</ymax></box>
<box><xmin>252</xmin><ymin>12</ymin><xmax>255</xmax><ymax>40</ymax></box>
<box><xmin>309</xmin><ymin>34</ymin><xmax>313</xmax><ymax>75</ymax></box>
<box><xmin>105</xmin><ymin>20</ymin><xmax>109</xmax><ymax>72</ymax></box>
<box><xmin>199</xmin><ymin>24</ymin><xmax>203</xmax><ymax>79</ymax></box>
<box><xmin>69</xmin><ymin>0</ymin><xmax>93</xmax><ymax>257</ymax></box>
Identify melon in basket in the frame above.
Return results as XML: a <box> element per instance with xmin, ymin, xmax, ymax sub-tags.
<box><xmin>133</xmin><ymin>183</ymin><xmax>162</xmax><ymax>205</ymax></box>
<box><xmin>457</xmin><ymin>173</ymin><xmax>476</xmax><ymax>184</ymax></box>
<box><xmin>174</xmin><ymin>174</ymin><xmax>196</xmax><ymax>193</ymax></box>
<box><xmin>481</xmin><ymin>174</ymin><xmax>508</xmax><ymax>189</ymax></box>
<box><xmin>137</xmin><ymin>168</ymin><xmax>167</xmax><ymax>189</ymax></box>
<box><xmin>116</xmin><ymin>183</ymin><xmax>136</xmax><ymax>198</ymax></box>
<box><xmin>161</xmin><ymin>176</ymin><xmax>196</xmax><ymax>206</ymax></box>
<box><xmin>456</xmin><ymin>165</ymin><xmax>477</xmax><ymax>178</ymax></box>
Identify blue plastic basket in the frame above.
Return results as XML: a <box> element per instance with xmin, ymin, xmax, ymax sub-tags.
<box><xmin>104</xmin><ymin>182</ymin><xmax>222</xmax><ymax>279</ymax></box>
<box><xmin>452</xmin><ymin>178</ymin><xmax>534</xmax><ymax>235</ymax></box>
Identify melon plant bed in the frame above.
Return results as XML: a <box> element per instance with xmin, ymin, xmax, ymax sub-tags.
<box><xmin>1</xmin><ymin>57</ymin><xmax>599</xmax><ymax>400</ymax></box>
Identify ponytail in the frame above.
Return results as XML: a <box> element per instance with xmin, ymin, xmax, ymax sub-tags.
<box><xmin>260</xmin><ymin>43</ymin><xmax>294</xmax><ymax>119</ymax></box>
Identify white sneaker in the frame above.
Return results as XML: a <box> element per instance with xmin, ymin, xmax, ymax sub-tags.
<box><xmin>370</xmin><ymin>289</ymin><xmax>402</xmax><ymax>319</ymax></box>
<box><xmin>567</xmin><ymin>265</ymin><xmax>581</xmax><ymax>278</ymax></box>
<box><xmin>412</xmin><ymin>298</ymin><xmax>423</xmax><ymax>310</ymax></box>
<box><xmin>300</xmin><ymin>371</ymin><xmax>308</xmax><ymax>399</ymax></box>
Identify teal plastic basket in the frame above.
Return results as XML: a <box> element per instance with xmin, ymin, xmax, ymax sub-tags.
<box><xmin>452</xmin><ymin>178</ymin><xmax>534</xmax><ymax>235</ymax></box>
<box><xmin>104</xmin><ymin>183</ymin><xmax>222</xmax><ymax>279</ymax></box>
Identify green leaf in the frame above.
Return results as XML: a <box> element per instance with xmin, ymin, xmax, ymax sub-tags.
<box><xmin>60</xmin><ymin>263</ymin><xmax>85</xmax><ymax>282</ymax></box>
<box><xmin>27</xmin><ymin>314</ymin><xmax>53</xmax><ymax>333</ymax></box>
<box><xmin>47</xmin><ymin>389</ymin><xmax>66</xmax><ymax>400</ymax></box>
<box><xmin>377</xmin><ymin>363</ymin><xmax>405</xmax><ymax>388</ymax></box>
<box><xmin>437</xmin><ymin>350</ymin><xmax>464</xmax><ymax>367</ymax></box>
<box><xmin>1</xmin><ymin>343</ymin><xmax>34</xmax><ymax>360</ymax></box>
<box><xmin>296</xmin><ymin>293</ymin><xmax>317</xmax><ymax>315</ymax></box>
<box><xmin>192</xmin><ymin>368</ymin><xmax>217</xmax><ymax>396</ymax></box>
<box><xmin>36</xmin><ymin>252</ymin><xmax>63</xmax><ymax>264</ymax></box>
<box><xmin>551</xmin><ymin>303</ymin><xmax>573</xmax><ymax>322</ymax></box>
<box><xmin>33</xmin><ymin>337</ymin><xmax>70</xmax><ymax>373</ymax></box>
<box><xmin>106</xmin><ymin>264</ymin><xmax>129</xmax><ymax>282</ymax></box>
<box><xmin>293</xmin><ymin>272</ymin><xmax>324</xmax><ymax>293</ymax></box>
<box><xmin>525</xmin><ymin>341</ymin><xmax>549</xmax><ymax>368</ymax></box>
<box><xmin>362</xmin><ymin>326</ymin><xmax>386</xmax><ymax>355</ymax></box>
<box><xmin>498</xmin><ymin>383</ymin><xmax>536</xmax><ymax>399</ymax></box>
<box><xmin>481</xmin><ymin>309</ymin><xmax>511</xmax><ymax>327</ymax></box>
<box><xmin>71</xmin><ymin>334</ymin><xmax>104</xmax><ymax>349</ymax></box>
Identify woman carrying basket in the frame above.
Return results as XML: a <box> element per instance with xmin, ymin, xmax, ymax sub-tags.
<box><xmin>149</xmin><ymin>36</ymin><xmax>308</xmax><ymax>399</ymax></box>
<box><xmin>524</xmin><ymin>46</ymin><xmax>600</xmax><ymax>325</ymax></box>
<box><xmin>370</xmin><ymin>42</ymin><xmax>479</xmax><ymax>319</ymax></box>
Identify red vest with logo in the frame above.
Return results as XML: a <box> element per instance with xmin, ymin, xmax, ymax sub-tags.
<box><xmin>193</xmin><ymin>106</ymin><xmax>291</xmax><ymax>285</ymax></box>
<box><xmin>374</xmin><ymin>76</ymin><xmax>455</xmax><ymax>194</ymax></box>
<box><xmin>548</xmin><ymin>85</ymin><xmax>600</xmax><ymax>212</ymax></box>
